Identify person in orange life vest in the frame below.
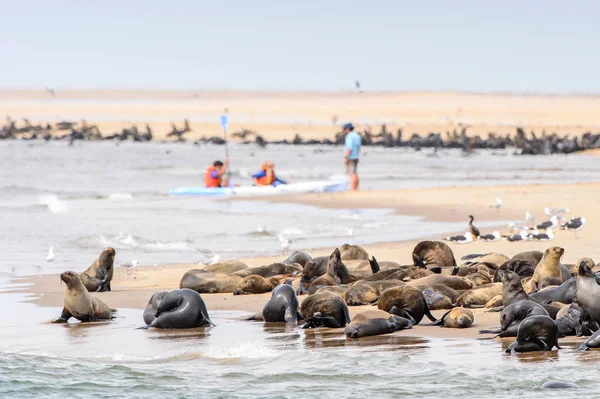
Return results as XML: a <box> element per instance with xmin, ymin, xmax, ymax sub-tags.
<box><xmin>204</xmin><ymin>159</ymin><xmax>228</xmax><ymax>188</ymax></box>
<box><xmin>252</xmin><ymin>161</ymin><xmax>287</xmax><ymax>187</ymax></box>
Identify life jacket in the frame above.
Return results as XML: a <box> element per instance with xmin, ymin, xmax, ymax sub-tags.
<box><xmin>204</xmin><ymin>166</ymin><xmax>221</xmax><ymax>188</ymax></box>
<box><xmin>254</xmin><ymin>169</ymin><xmax>275</xmax><ymax>186</ymax></box>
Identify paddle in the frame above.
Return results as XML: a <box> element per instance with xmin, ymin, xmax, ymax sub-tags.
<box><xmin>219</xmin><ymin>110</ymin><xmax>233</xmax><ymax>189</ymax></box>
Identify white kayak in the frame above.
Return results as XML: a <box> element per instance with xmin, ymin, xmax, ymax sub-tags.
<box><xmin>169</xmin><ymin>179</ymin><xmax>348</xmax><ymax>196</ymax></box>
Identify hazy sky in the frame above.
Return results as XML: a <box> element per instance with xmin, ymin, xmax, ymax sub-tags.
<box><xmin>1</xmin><ymin>1</ymin><xmax>598</xmax><ymax>92</ymax></box>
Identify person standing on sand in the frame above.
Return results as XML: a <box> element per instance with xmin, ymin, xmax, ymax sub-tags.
<box><xmin>343</xmin><ymin>123</ymin><xmax>361</xmax><ymax>191</ymax></box>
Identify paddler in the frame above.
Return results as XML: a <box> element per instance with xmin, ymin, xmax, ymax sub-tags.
<box><xmin>204</xmin><ymin>159</ymin><xmax>229</xmax><ymax>188</ymax></box>
<box><xmin>252</xmin><ymin>161</ymin><xmax>287</xmax><ymax>187</ymax></box>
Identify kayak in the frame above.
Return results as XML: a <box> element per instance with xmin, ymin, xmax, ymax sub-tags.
<box><xmin>169</xmin><ymin>179</ymin><xmax>348</xmax><ymax>196</ymax></box>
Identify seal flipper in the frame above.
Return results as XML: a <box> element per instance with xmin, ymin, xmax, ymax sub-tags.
<box><xmin>451</xmin><ymin>266</ymin><xmax>459</xmax><ymax>276</ymax></box>
<box><xmin>428</xmin><ymin>310</ymin><xmax>450</xmax><ymax>326</ymax></box>
<box><xmin>485</xmin><ymin>306</ymin><xmax>504</xmax><ymax>313</ymax></box>
<box><xmin>284</xmin><ymin>307</ymin><xmax>297</xmax><ymax>323</ymax></box>
<box><xmin>52</xmin><ymin>308</ymin><xmax>72</xmax><ymax>323</ymax></box>
<box><xmin>389</xmin><ymin>306</ymin><xmax>416</xmax><ymax>324</ymax></box>
<box><xmin>421</xmin><ymin>292</ymin><xmax>438</xmax><ymax>322</ymax></box>
<box><xmin>369</xmin><ymin>256</ymin><xmax>380</xmax><ymax>274</ymax></box>
<box><xmin>479</xmin><ymin>327</ymin><xmax>501</xmax><ymax>335</ymax></box>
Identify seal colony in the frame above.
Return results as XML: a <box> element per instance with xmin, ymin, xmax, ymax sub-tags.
<box><xmin>51</xmin><ymin>241</ymin><xmax>600</xmax><ymax>356</ymax></box>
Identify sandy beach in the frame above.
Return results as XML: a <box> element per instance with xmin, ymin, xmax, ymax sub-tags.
<box><xmin>2</xmin><ymin>90</ymin><xmax>600</xmax><ymax>142</ymax></box>
<box><xmin>14</xmin><ymin>182</ymin><xmax>599</xmax><ymax>341</ymax></box>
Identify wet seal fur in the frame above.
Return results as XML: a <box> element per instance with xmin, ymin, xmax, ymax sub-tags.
<box><xmin>377</xmin><ymin>286</ymin><xmax>437</xmax><ymax>324</ymax></box>
<box><xmin>79</xmin><ymin>247</ymin><xmax>115</xmax><ymax>292</ymax></box>
<box><xmin>300</xmin><ymin>291</ymin><xmax>351</xmax><ymax>328</ymax></box>
<box><xmin>479</xmin><ymin>300</ymin><xmax>548</xmax><ymax>337</ymax></box>
<box><xmin>143</xmin><ymin>290</ymin><xmax>168</xmax><ymax>325</ymax></box>
<box><xmin>505</xmin><ymin>315</ymin><xmax>560</xmax><ymax>353</ymax></box>
<box><xmin>412</xmin><ymin>241</ymin><xmax>457</xmax><ymax>267</ymax></box>
<box><xmin>53</xmin><ymin>271</ymin><xmax>114</xmax><ymax>323</ymax></box>
<box><xmin>431</xmin><ymin>307</ymin><xmax>474</xmax><ymax>328</ymax></box>
<box><xmin>143</xmin><ymin>288</ymin><xmax>214</xmax><ymax>329</ymax></box>
<box><xmin>344</xmin><ymin>309</ymin><xmax>413</xmax><ymax>338</ymax></box>
<box><xmin>576</xmin><ymin>260</ymin><xmax>600</xmax><ymax>325</ymax></box>
<box><xmin>262</xmin><ymin>284</ymin><xmax>302</xmax><ymax>323</ymax></box>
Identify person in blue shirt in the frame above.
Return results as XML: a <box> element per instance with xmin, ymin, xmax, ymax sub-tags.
<box><xmin>343</xmin><ymin>123</ymin><xmax>361</xmax><ymax>191</ymax></box>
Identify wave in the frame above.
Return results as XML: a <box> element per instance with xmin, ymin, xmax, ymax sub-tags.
<box><xmin>76</xmin><ymin>233</ymin><xmax>191</xmax><ymax>252</ymax></box>
<box><xmin>38</xmin><ymin>194</ymin><xmax>69</xmax><ymax>213</ymax></box>
<box><xmin>108</xmin><ymin>192</ymin><xmax>134</xmax><ymax>200</ymax></box>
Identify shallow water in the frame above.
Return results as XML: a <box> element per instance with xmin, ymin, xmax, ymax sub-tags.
<box><xmin>0</xmin><ymin>292</ymin><xmax>597</xmax><ymax>399</ymax></box>
<box><xmin>2</xmin><ymin>140</ymin><xmax>599</xmax><ymax>276</ymax></box>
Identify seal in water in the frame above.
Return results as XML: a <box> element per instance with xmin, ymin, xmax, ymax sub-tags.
<box><xmin>145</xmin><ymin>289</ymin><xmax>214</xmax><ymax>329</ymax></box>
<box><xmin>300</xmin><ymin>291</ymin><xmax>351</xmax><ymax>328</ymax></box>
<box><xmin>143</xmin><ymin>290</ymin><xmax>168</xmax><ymax>325</ymax></box>
<box><xmin>281</xmin><ymin>250</ymin><xmax>312</xmax><ymax>267</ymax></box>
<box><xmin>377</xmin><ymin>286</ymin><xmax>437</xmax><ymax>324</ymax></box>
<box><xmin>344</xmin><ymin>309</ymin><xmax>413</xmax><ymax>338</ymax></box>
<box><xmin>79</xmin><ymin>247</ymin><xmax>115</xmax><ymax>292</ymax></box>
<box><xmin>339</xmin><ymin>243</ymin><xmax>369</xmax><ymax>260</ymax></box>
<box><xmin>479</xmin><ymin>300</ymin><xmax>548</xmax><ymax>337</ymax></box>
<box><xmin>505</xmin><ymin>315</ymin><xmax>560</xmax><ymax>353</ymax></box>
<box><xmin>541</xmin><ymin>381</ymin><xmax>581</xmax><ymax>389</ymax></box>
<box><xmin>431</xmin><ymin>307</ymin><xmax>474</xmax><ymax>328</ymax></box>
<box><xmin>53</xmin><ymin>271</ymin><xmax>114</xmax><ymax>323</ymax></box>
<box><xmin>262</xmin><ymin>284</ymin><xmax>302</xmax><ymax>323</ymax></box>
<box><xmin>576</xmin><ymin>260</ymin><xmax>600</xmax><ymax>325</ymax></box>
<box><xmin>412</xmin><ymin>241</ymin><xmax>457</xmax><ymax>267</ymax></box>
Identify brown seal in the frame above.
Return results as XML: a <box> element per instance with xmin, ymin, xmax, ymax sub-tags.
<box><xmin>202</xmin><ymin>260</ymin><xmax>248</xmax><ymax>274</ymax></box>
<box><xmin>233</xmin><ymin>263</ymin><xmax>301</xmax><ymax>278</ymax></box>
<box><xmin>53</xmin><ymin>271</ymin><xmax>114</xmax><ymax>322</ymax></box>
<box><xmin>406</xmin><ymin>275</ymin><xmax>474</xmax><ymax>290</ymax></box>
<box><xmin>300</xmin><ymin>290</ymin><xmax>351</xmax><ymax>328</ymax></box>
<box><xmin>460</xmin><ymin>253</ymin><xmax>509</xmax><ymax>269</ymax></box>
<box><xmin>432</xmin><ymin>307</ymin><xmax>474</xmax><ymax>328</ymax></box>
<box><xmin>511</xmin><ymin>250</ymin><xmax>544</xmax><ymax>267</ymax></box>
<box><xmin>298</xmin><ymin>256</ymin><xmax>328</xmax><ymax>294</ymax></box>
<box><xmin>233</xmin><ymin>274</ymin><xmax>279</xmax><ymax>295</ymax></box>
<box><xmin>412</xmin><ymin>241</ymin><xmax>457</xmax><ymax>267</ymax></box>
<box><xmin>315</xmin><ymin>284</ymin><xmax>352</xmax><ymax>297</ymax></box>
<box><xmin>377</xmin><ymin>286</ymin><xmax>437</xmax><ymax>324</ymax></box>
<box><xmin>419</xmin><ymin>287</ymin><xmax>453</xmax><ymax>310</ymax></box>
<box><xmin>493</xmin><ymin>259</ymin><xmax>535</xmax><ymax>282</ymax></box>
<box><xmin>344</xmin><ymin>309</ymin><xmax>413</xmax><ymax>338</ymax></box>
<box><xmin>339</xmin><ymin>243</ymin><xmax>369</xmax><ymax>260</ymax></box>
<box><xmin>345</xmin><ymin>280</ymin><xmax>405</xmax><ymax>306</ymax></box>
<box><xmin>308</xmin><ymin>249</ymin><xmax>351</xmax><ymax>294</ymax></box>
<box><xmin>79</xmin><ymin>247</ymin><xmax>115</xmax><ymax>292</ymax></box>
<box><xmin>529</xmin><ymin>247</ymin><xmax>565</xmax><ymax>292</ymax></box>
<box><xmin>454</xmin><ymin>282</ymin><xmax>502</xmax><ymax>308</ymax></box>
<box><xmin>180</xmin><ymin>270</ymin><xmax>243</xmax><ymax>293</ymax></box>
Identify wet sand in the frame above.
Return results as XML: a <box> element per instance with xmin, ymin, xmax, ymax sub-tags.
<box><xmin>2</xmin><ymin>90</ymin><xmax>600</xmax><ymax>141</ymax></box>
<box><xmin>13</xmin><ymin>181</ymin><xmax>599</xmax><ymax>342</ymax></box>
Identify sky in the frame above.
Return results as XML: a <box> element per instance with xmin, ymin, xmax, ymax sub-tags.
<box><xmin>0</xmin><ymin>0</ymin><xmax>598</xmax><ymax>93</ymax></box>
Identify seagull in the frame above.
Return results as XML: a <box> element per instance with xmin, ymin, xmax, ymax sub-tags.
<box><xmin>355</xmin><ymin>80</ymin><xmax>363</xmax><ymax>93</ymax></box>
<box><xmin>196</xmin><ymin>249</ymin><xmax>220</xmax><ymax>266</ymax></box>
<box><xmin>443</xmin><ymin>232</ymin><xmax>474</xmax><ymax>244</ymax></box>
<box><xmin>347</xmin><ymin>227</ymin><xmax>354</xmax><ymax>237</ymax></box>
<box><xmin>468</xmin><ymin>215</ymin><xmax>480</xmax><ymax>238</ymax></box>
<box><xmin>544</xmin><ymin>207</ymin><xmax>570</xmax><ymax>217</ymax></box>
<box><xmin>46</xmin><ymin>247</ymin><xmax>55</xmax><ymax>262</ymax></box>
<box><xmin>525</xmin><ymin>211</ymin><xmax>535</xmax><ymax>228</ymax></box>
<box><xmin>528</xmin><ymin>228</ymin><xmax>554</xmax><ymax>241</ymax></box>
<box><xmin>256</xmin><ymin>224</ymin><xmax>267</xmax><ymax>233</ymax></box>
<box><xmin>489</xmin><ymin>197</ymin><xmax>503</xmax><ymax>212</ymax></box>
<box><xmin>561</xmin><ymin>217</ymin><xmax>586</xmax><ymax>238</ymax></box>
<box><xmin>479</xmin><ymin>231</ymin><xmax>501</xmax><ymax>242</ymax></box>
<box><xmin>535</xmin><ymin>215</ymin><xmax>559</xmax><ymax>230</ymax></box>
<box><xmin>505</xmin><ymin>231</ymin><xmax>529</xmax><ymax>242</ymax></box>
<box><xmin>118</xmin><ymin>260</ymin><xmax>139</xmax><ymax>275</ymax></box>
<box><xmin>281</xmin><ymin>238</ymin><xmax>291</xmax><ymax>253</ymax></box>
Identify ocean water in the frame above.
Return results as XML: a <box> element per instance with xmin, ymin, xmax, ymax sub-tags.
<box><xmin>2</xmin><ymin>140</ymin><xmax>600</xmax><ymax>276</ymax></box>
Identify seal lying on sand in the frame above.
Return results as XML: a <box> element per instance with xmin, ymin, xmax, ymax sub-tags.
<box><xmin>431</xmin><ymin>307</ymin><xmax>474</xmax><ymax>328</ymax></box>
<box><xmin>233</xmin><ymin>275</ymin><xmax>280</xmax><ymax>295</ymax></box>
<box><xmin>406</xmin><ymin>275</ymin><xmax>474</xmax><ymax>290</ymax></box>
<box><xmin>339</xmin><ymin>243</ymin><xmax>368</xmax><ymax>260</ymax></box>
<box><xmin>344</xmin><ymin>310</ymin><xmax>413</xmax><ymax>338</ymax></box>
<box><xmin>344</xmin><ymin>280</ymin><xmax>405</xmax><ymax>306</ymax></box>
<box><xmin>262</xmin><ymin>284</ymin><xmax>302</xmax><ymax>323</ymax></box>
<box><xmin>506</xmin><ymin>315</ymin><xmax>560</xmax><ymax>353</ymax></box>
<box><xmin>378</xmin><ymin>286</ymin><xmax>437</xmax><ymax>324</ymax></box>
<box><xmin>301</xmin><ymin>291</ymin><xmax>351</xmax><ymax>328</ymax></box>
<box><xmin>492</xmin><ymin>259</ymin><xmax>535</xmax><ymax>282</ymax></box>
<box><xmin>479</xmin><ymin>300</ymin><xmax>548</xmax><ymax>337</ymax></box>
<box><xmin>53</xmin><ymin>271</ymin><xmax>114</xmax><ymax>323</ymax></box>
<box><xmin>202</xmin><ymin>260</ymin><xmax>248</xmax><ymax>274</ymax></box>
<box><xmin>144</xmin><ymin>289</ymin><xmax>214</xmax><ymax>329</ymax></box>
<box><xmin>298</xmin><ymin>256</ymin><xmax>328</xmax><ymax>294</ymax></box>
<box><xmin>180</xmin><ymin>270</ymin><xmax>243</xmax><ymax>293</ymax></box>
<box><xmin>233</xmin><ymin>263</ymin><xmax>301</xmax><ymax>278</ymax></box>
<box><xmin>455</xmin><ymin>283</ymin><xmax>502</xmax><ymax>308</ymax></box>
<box><xmin>419</xmin><ymin>287</ymin><xmax>453</xmax><ymax>310</ymax></box>
<box><xmin>412</xmin><ymin>241</ymin><xmax>456</xmax><ymax>267</ymax></box>
<box><xmin>282</xmin><ymin>251</ymin><xmax>312</xmax><ymax>267</ymax></box>
<box><xmin>79</xmin><ymin>247</ymin><xmax>115</xmax><ymax>292</ymax></box>
<box><xmin>460</xmin><ymin>253</ymin><xmax>509</xmax><ymax>269</ymax></box>
<box><xmin>143</xmin><ymin>290</ymin><xmax>168</xmax><ymax>325</ymax></box>
<box><xmin>511</xmin><ymin>250</ymin><xmax>544</xmax><ymax>267</ymax></box>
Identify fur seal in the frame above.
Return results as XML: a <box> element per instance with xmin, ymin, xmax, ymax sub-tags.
<box><xmin>202</xmin><ymin>260</ymin><xmax>248</xmax><ymax>274</ymax></box>
<box><xmin>316</xmin><ymin>285</ymin><xmax>352</xmax><ymax>297</ymax></box>
<box><xmin>455</xmin><ymin>283</ymin><xmax>502</xmax><ymax>308</ymax></box>
<box><xmin>556</xmin><ymin>303</ymin><xmax>597</xmax><ymax>337</ymax></box>
<box><xmin>419</xmin><ymin>287</ymin><xmax>453</xmax><ymax>310</ymax></box>
<box><xmin>495</xmin><ymin>270</ymin><xmax>562</xmax><ymax>317</ymax></box>
<box><xmin>233</xmin><ymin>263</ymin><xmax>300</xmax><ymax>278</ymax></box>
<box><xmin>362</xmin><ymin>265</ymin><xmax>429</xmax><ymax>282</ymax></box>
<box><xmin>298</xmin><ymin>256</ymin><xmax>328</xmax><ymax>294</ymax></box>
<box><xmin>432</xmin><ymin>307</ymin><xmax>474</xmax><ymax>328</ymax></box>
<box><xmin>344</xmin><ymin>309</ymin><xmax>413</xmax><ymax>338</ymax></box>
<box><xmin>460</xmin><ymin>253</ymin><xmax>509</xmax><ymax>269</ymax></box>
<box><xmin>511</xmin><ymin>250</ymin><xmax>543</xmax><ymax>267</ymax></box>
<box><xmin>262</xmin><ymin>284</ymin><xmax>302</xmax><ymax>323</ymax></box>
<box><xmin>505</xmin><ymin>315</ymin><xmax>560</xmax><ymax>353</ymax></box>
<box><xmin>576</xmin><ymin>260</ymin><xmax>600</xmax><ymax>325</ymax></box>
<box><xmin>479</xmin><ymin>300</ymin><xmax>549</xmax><ymax>337</ymax></box>
<box><xmin>145</xmin><ymin>289</ymin><xmax>214</xmax><ymax>329</ymax></box>
<box><xmin>345</xmin><ymin>280</ymin><xmax>405</xmax><ymax>306</ymax></box>
<box><xmin>579</xmin><ymin>328</ymin><xmax>600</xmax><ymax>350</ymax></box>
<box><xmin>307</xmin><ymin>249</ymin><xmax>350</xmax><ymax>294</ymax></box>
<box><xmin>233</xmin><ymin>275</ymin><xmax>280</xmax><ymax>295</ymax></box>
<box><xmin>529</xmin><ymin>247</ymin><xmax>567</xmax><ymax>292</ymax></box>
<box><xmin>79</xmin><ymin>247</ymin><xmax>115</xmax><ymax>292</ymax></box>
<box><xmin>339</xmin><ymin>243</ymin><xmax>368</xmax><ymax>260</ymax></box>
<box><xmin>573</xmin><ymin>257</ymin><xmax>594</xmax><ymax>275</ymax></box>
<box><xmin>412</xmin><ymin>241</ymin><xmax>456</xmax><ymax>267</ymax></box>
<box><xmin>180</xmin><ymin>270</ymin><xmax>243</xmax><ymax>293</ymax></box>
<box><xmin>406</xmin><ymin>275</ymin><xmax>474</xmax><ymax>290</ymax></box>
<box><xmin>300</xmin><ymin>291</ymin><xmax>351</xmax><ymax>328</ymax></box>
<box><xmin>377</xmin><ymin>286</ymin><xmax>437</xmax><ymax>324</ymax></box>
<box><xmin>53</xmin><ymin>271</ymin><xmax>114</xmax><ymax>323</ymax></box>
<box><xmin>143</xmin><ymin>290</ymin><xmax>168</xmax><ymax>325</ymax></box>
<box><xmin>281</xmin><ymin>251</ymin><xmax>312</xmax><ymax>267</ymax></box>
<box><xmin>541</xmin><ymin>381</ymin><xmax>581</xmax><ymax>389</ymax></box>
<box><xmin>530</xmin><ymin>277</ymin><xmax>576</xmax><ymax>304</ymax></box>
<box><xmin>492</xmin><ymin>259</ymin><xmax>535</xmax><ymax>282</ymax></box>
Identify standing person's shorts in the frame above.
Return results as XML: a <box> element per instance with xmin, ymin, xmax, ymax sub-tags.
<box><xmin>346</xmin><ymin>159</ymin><xmax>359</xmax><ymax>174</ymax></box>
